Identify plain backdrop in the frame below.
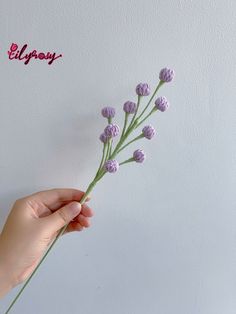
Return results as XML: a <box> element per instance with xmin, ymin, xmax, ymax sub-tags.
<box><xmin>0</xmin><ymin>1</ymin><xmax>235</xmax><ymax>313</ymax></box>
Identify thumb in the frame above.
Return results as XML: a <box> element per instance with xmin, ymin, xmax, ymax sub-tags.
<box><xmin>43</xmin><ymin>201</ymin><xmax>82</xmax><ymax>233</ymax></box>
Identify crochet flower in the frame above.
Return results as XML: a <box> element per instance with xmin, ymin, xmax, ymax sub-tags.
<box><xmin>159</xmin><ymin>68</ymin><xmax>175</xmax><ymax>83</ymax></box>
<box><xmin>99</xmin><ymin>133</ymin><xmax>109</xmax><ymax>143</ymax></box>
<box><xmin>104</xmin><ymin>159</ymin><xmax>119</xmax><ymax>173</ymax></box>
<box><xmin>133</xmin><ymin>149</ymin><xmax>146</xmax><ymax>163</ymax></box>
<box><xmin>104</xmin><ymin>124</ymin><xmax>120</xmax><ymax>138</ymax></box>
<box><xmin>101</xmin><ymin>106</ymin><xmax>116</xmax><ymax>118</ymax></box>
<box><xmin>123</xmin><ymin>101</ymin><xmax>137</xmax><ymax>114</ymax></box>
<box><xmin>135</xmin><ymin>83</ymin><xmax>150</xmax><ymax>96</ymax></box>
<box><xmin>142</xmin><ymin>125</ymin><xmax>156</xmax><ymax>140</ymax></box>
<box><xmin>155</xmin><ymin>96</ymin><xmax>169</xmax><ymax>112</ymax></box>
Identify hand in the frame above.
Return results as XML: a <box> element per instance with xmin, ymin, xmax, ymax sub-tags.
<box><xmin>0</xmin><ymin>188</ymin><xmax>94</xmax><ymax>298</ymax></box>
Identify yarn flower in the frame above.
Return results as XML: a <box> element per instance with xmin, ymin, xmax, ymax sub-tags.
<box><xmin>123</xmin><ymin>101</ymin><xmax>137</xmax><ymax>114</ymax></box>
<box><xmin>99</xmin><ymin>133</ymin><xmax>109</xmax><ymax>143</ymax></box>
<box><xmin>104</xmin><ymin>159</ymin><xmax>119</xmax><ymax>173</ymax></box>
<box><xmin>104</xmin><ymin>123</ymin><xmax>120</xmax><ymax>138</ymax></box>
<box><xmin>136</xmin><ymin>83</ymin><xmax>150</xmax><ymax>96</ymax></box>
<box><xmin>101</xmin><ymin>106</ymin><xmax>115</xmax><ymax>118</ymax></box>
<box><xmin>142</xmin><ymin>125</ymin><xmax>156</xmax><ymax>139</ymax></box>
<box><xmin>133</xmin><ymin>149</ymin><xmax>146</xmax><ymax>163</ymax></box>
<box><xmin>155</xmin><ymin>96</ymin><xmax>169</xmax><ymax>112</ymax></box>
<box><xmin>159</xmin><ymin>68</ymin><xmax>175</xmax><ymax>83</ymax></box>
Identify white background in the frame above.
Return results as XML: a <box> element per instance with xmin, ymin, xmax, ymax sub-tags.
<box><xmin>0</xmin><ymin>1</ymin><xmax>235</xmax><ymax>313</ymax></box>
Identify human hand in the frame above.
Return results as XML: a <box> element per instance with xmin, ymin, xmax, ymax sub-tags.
<box><xmin>0</xmin><ymin>188</ymin><xmax>94</xmax><ymax>297</ymax></box>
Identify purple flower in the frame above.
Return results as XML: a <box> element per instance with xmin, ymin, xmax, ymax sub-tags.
<box><xmin>142</xmin><ymin>125</ymin><xmax>156</xmax><ymax>140</ymax></box>
<box><xmin>155</xmin><ymin>96</ymin><xmax>169</xmax><ymax>112</ymax></box>
<box><xmin>159</xmin><ymin>68</ymin><xmax>175</xmax><ymax>83</ymax></box>
<box><xmin>133</xmin><ymin>149</ymin><xmax>146</xmax><ymax>163</ymax></box>
<box><xmin>99</xmin><ymin>133</ymin><xmax>109</xmax><ymax>143</ymax></box>
<box><xmin>135</xmin><ymin>83</ymin><xmax>150</xmax><ymax>96</ymax></box>
<box><xmin>104</xmin><ymin>123</ymin><xmax>120</xmax><ymax>138</ymax></box>
<box><xmin>101</xmin><ymin>106</ymin><xmax>116</xmax><ymax>118</ymax></box>
<box><xmin>104</xmin><ymin>159</ymin><xmax>119</xmax><ymax>173</ymax></box>
<box><xmin>123</xmin><ymin>101</ymin><xmax>137</xmax><ymax>114</ymax></box>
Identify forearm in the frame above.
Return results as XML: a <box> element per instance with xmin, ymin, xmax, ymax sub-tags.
<box><xmin>0</xmin><ymin>236</ymin><xmax>15</xmax><ymax>298</ymax></box>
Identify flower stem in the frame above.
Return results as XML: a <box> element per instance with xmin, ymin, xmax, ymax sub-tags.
<box><xmin>137</xmin><ymin>80</ymin><xmax>164</xmax><ymax>121</ymax></box>
<box><xmin>119</xmin><ymin>157</ymin><xmax>134</xmax><ymax>166</ymax></box>
<box><xmin>135</xmin><ymin>107</ymin><xmax>157</xmax><ymax>129</ymax></box>
<box><xmin>95</xmin><ymin>143</ymin><xmax>107</xmax><ymax>178</ymax></box>
<box><xmin>121</xmin><ymin>112</ymin><xmax>129</xmax><ymax>137</ymax></box>
<box><xmin>117</xmin><ymin>134</ymin><xmax>144</xmax><ymax>154</ymax></box>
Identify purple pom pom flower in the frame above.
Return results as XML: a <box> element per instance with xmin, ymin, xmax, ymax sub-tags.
<box><xmin>159</xmin><ymin>68</ymin><xmax>175</xmax><ymax>83</ymax></box>
<box><xmin>101</xmin><ymin>106</ymin><xmax>116</xmax><ymax>118</ymax></box>
<box><xmin>135</xmin><ymin>83</ymin><xmax>150</xmax><ymax>96</ymax></box>
<box><xmin>133</xmin><ymin>149</ymin><xmax>146</xmax><ymax>163</ymax></box>
<box><xmin>142</xmin><ymin>125</ymin><xmax>156</xmax><ymax>140</ymax></box>
<box><xmin>104</xmin><ymin>123</ymin><xmax>120</xmax><ymax>138</ymax></box>
<box><xmin>99</xmin><ymin>133</ymin><xmax>109</xmax><ymax>143</ymax></box>
<box><xmin>123</xmin><ymin>101</ymin><xmax>137</xmax><ymax>114</ymax></box>
<box><xmin>104</xmin><ymin>159</ymin><xmax>119</xmax><ymax>173</ymax></box>
<box><xmin>155</xmin><ymin>96</ymin><xmax>169</xmax><ymax>112</ymax></box>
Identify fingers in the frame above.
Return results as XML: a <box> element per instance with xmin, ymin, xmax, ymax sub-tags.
<box><xmin>66</xmin><ymin>204</ymin><xmax>94</xmax><ymax>234</ymax></box>
<box><xmin>66</xmin><ymin>221</ymin><xmax>84</xmax><ymax>233</ymax></box>
<box><xmin>42</xmin><ymin>201</ymin><xmax>82</xmax><ymax>233</ymax></box>
<box><xmin>31</xmin><ymin>188</ymin><xmax>91</xmax><ymax>210</ymax></box>
<box><xmin>80</xmin><ymin>203</ymin><xmax>94</xmax><ymax>217</ymax></box>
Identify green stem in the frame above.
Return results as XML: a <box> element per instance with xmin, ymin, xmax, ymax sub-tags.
<box><xmin>121</xmin><ymin>113</ymin><xmax>129</xmax><ymax>137</ymax></box>
<box><xmin>104</xmin><ymin>139</ymin><xmax>111</xmax><ymax>161</ymax></box>
<box><xmin>119</xmin><ymin>157</ymin><xmax>134</xmax><ymax>166</ymax></box>
<box><xmin>135</xmin><ymin>107</ymin><xmax>157</xmax><ymax>129</ymax></box>
<box><xmin>117</xmin><ymin>134</ymin><xmax>144</xmax><ymax>154</ymax></box>
<box><xmin>95</xmin><ymin>143</ymin><xmax>107</xmax><ymax>178</ymax></box>
<box><xmin>137</xmin><ymin>81</ymin><xmax>164</xmax><ymax>121</ymax></box>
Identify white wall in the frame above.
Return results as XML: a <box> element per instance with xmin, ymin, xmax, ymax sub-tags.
<box><xmin>0</xmin><ymin>1</ymin><xmax>235</xmax><ymax>313</ymax></box>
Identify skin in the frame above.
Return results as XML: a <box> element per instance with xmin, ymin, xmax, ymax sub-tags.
<box><xmin>0</xmin><ymin>188</ymin><xmax>94</xmax><ymax>298</ymax></box>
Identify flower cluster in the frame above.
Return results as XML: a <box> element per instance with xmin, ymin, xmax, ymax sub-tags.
<box><xmin>97</xmin><ymin>67</ymin><xmax>174</xmax><ymax>174</ymax></box>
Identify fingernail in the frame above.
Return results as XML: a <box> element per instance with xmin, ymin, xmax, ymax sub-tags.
<box><xmin>69</xmin><ymin>202</ymin><xmax>81</xmax><ymax>214</ymax></box>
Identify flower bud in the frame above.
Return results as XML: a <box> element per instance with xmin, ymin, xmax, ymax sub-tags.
<box><xmin>104</xmin><ymin>159</ymin><xmax>119</xmax><ymax>173</ymax></box>
<box><xmin>159</xmin><ymin>68</ymin><xmax>175</xmax><ymax>83</ymax></box>
<box><xmin>101</xmin><ymin>106</ymin><xmax>116</xmax><ymax>118</ymax></box>
<box><xmin>142</xmin><ymin>125</ymin><xmax>156</xmax><ymax>140</ymax></box>
<box><xmin>123</xmin><ymin>101</ymin><xmax>137</xmax><ymax>114</ymax></box>
<box><xmin>135</xmin><ymin>83</ymin><xmax>150</xmax><ymax>96</ymax></box>
<box><xmin>155</xmin><ymin>96</ymin><xmax>169</xmax><ymax>112</ymax></box>
<box><xmin>104</xmin><ymin>124</ymin><xmax>120</xmax><ymax>138</ymax></box>
<box><xmin>133</xmin><ymin>149</ymin><xmax>146</xmax><ymax>163</ymax></box>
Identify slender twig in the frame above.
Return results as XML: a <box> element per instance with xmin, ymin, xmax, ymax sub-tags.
<box><xmin>121</xmin><ymin>112</ymin><xmax>129</xmax><ymax>137</ymax></box>
<box><xmin>137</xmin><ymin>81</ymin><xmax>163</xmax><ymax>121</ymax></box>
<box><xmin>119</xmin><ymin>158</ymin><xmax>134</xmax><ymax>166</ymax></box>
<box><xmin>117</xmin><ymin>134</ymin><xmax>144</xmax><ymax>154</ymax></box>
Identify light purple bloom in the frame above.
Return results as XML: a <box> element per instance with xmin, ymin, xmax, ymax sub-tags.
<box><xmin>123</xmin><ymin>101</ymin><xmax>137</xmax><ymax>114</ymax></box>
<box><xmin>104</xmin><ymin>123</ymin><xmax>120</xmax><ymax>138</ymax></box>
<box><xmin>159</xmin><ymin>68</ymin><xmax>175</xmax><ymax>83</ymax></box>
<box><xmin>133</xmin><ymin>149</ymin><xmax>146</xmax><ymax>163</ymax></box>
<box><xmin>142</xmin><ymin>125</ymin><xmax>156</xmax><ymax>140</ymax></box>
<box><xmin>135</xmin><ymin>83</ymin><xmax>150</xmax><ymax>96</ymax></box>
<box><xmin>99</xmin><ymin>133</ymin><xmax>109</xmax><ymax>143</ymax></box>
<box><xmin>101</xmin><ymin>106</ymin><xmax>116</xmax><ymax>118</ymax></box>
<box><xmin>155</xmin><ymin>96</ymin><xmax>169</xmax><ymax>112</ymax></box>
<box><xmin>104</xmin><ymin>159</ymin><xmax>119</xmax><ymax>173</ymax></box>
